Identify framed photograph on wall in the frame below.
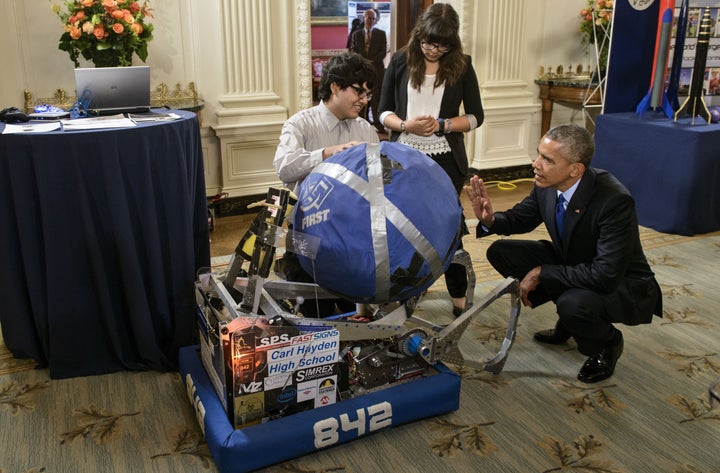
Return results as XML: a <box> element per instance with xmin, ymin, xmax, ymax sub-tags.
<box><xmin>311</xmin><ymin>0</ymin><xmax>348</xmax><ymax>25</ymax></box>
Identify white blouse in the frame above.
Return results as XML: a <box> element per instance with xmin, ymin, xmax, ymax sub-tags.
<box><xmin>397</xmin><ymin>74</ymin><xmax>452</xmax><ymax>156</ymax></box>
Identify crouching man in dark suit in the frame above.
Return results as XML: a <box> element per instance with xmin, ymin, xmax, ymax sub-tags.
<box><xmin>465</xmin><ymin>124</ymin><xmax>662</xmax><ymax>383</ymax></box>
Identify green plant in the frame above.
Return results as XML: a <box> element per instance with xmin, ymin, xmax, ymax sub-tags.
<box><xmin>52</xmin><ymin>0</ymin><xmax>154</xmax><ymax>67</ymax></box>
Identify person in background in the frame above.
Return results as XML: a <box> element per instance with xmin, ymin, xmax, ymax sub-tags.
<box><xmin>346</xmin><ymin>17</ymin><xmax>362</xmax><ymax>50</ymax></box>
<box><xmin>273</xmin><ymin>51</ymin><xmax>379</xmax><ymax>317</ymax></box>
<box><xmin>378</xmin><ymin>2</ymin><xmax>484</xmax><ymax>317</ymax></box>
<box><xmin>351</xmin><ymin>8</ymin><xmax>388</xmax><ymax>133</ymax></box>
<box><xmin>465</xmin><ymin>124</ymin><xmax>662</xmax><ymax>383</ymax></box>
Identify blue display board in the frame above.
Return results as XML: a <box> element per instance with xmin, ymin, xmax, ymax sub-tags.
<box><xmin>179</xmin><ymin>346</ymin><xmax>461</xmax><ymax>473</ymax></box>
<box><xmin>605</xmin><ymin>0</ymin><xmax>662</xmax><ymax>113</ymax></box>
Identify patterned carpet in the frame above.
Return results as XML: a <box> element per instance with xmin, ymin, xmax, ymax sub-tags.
<box><xmin>1</xmin><ymin>224</ymin><xmax>719</xmax><ymax>473</ymax></box>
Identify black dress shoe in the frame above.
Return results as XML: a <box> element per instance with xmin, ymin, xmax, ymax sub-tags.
<box><xmin>577</xmin><ymin>332</ymin><xmax>624</xmax><ymax>383</ymax></box>
<box><xmin>533</xmin><ymin>327</ymin><xmax>571</xmax><ymax>345</ymax></box>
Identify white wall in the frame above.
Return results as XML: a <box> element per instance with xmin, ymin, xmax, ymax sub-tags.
<box><xmin>1</xmin><ymin>1</ymin><xmax>203</xmax><ymax>109</ymax></box>
<box><xmin>0</xmin><ymin>0</ymin><xmax>590</xmax><ymax>196</ymax></box>
<box><xmin>538</xmin><ymin>0</ymin><xmax>591</xmax><ymax>73</ymax></box>
<box><xmin>537</xmin><ymin>0</ymin><xmax>595</xmax><ymax>127</ymax></box>
<box><xmin>0</xmin><ymin>0</ymin><xmax>227</xmax><ymax>193</ymax></box>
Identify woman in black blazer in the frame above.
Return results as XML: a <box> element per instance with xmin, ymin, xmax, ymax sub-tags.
<box><xmin>378</xmin><ymin>3</ymin><xmax>484</xmax><ymax>316</ymax></box>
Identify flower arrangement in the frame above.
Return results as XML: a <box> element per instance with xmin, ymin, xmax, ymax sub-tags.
<box><xmin>579</xmin><ymin>0</ymin><xmax>613</xmax><ymax>72</ymax></box>
<box><xmin>52</xmin><ymin>0</ymin><xmax>154</xmax><ymax>68</ymax></box>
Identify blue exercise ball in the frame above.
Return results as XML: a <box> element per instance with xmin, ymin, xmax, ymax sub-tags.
<box><xmin>709</xmin><ymin>105</ymin><xmax>720</xmax><ymax>123</ymax></box>
<box><xmin>292</xmin><ymin>141</ymin><xmax>462</xmax><ymax>303</ymax></box>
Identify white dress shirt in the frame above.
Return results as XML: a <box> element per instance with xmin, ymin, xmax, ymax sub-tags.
<box><xmin>274</xmin><ymin>101</ymin><xmax>379</xmax><ymax>192</ymax></box>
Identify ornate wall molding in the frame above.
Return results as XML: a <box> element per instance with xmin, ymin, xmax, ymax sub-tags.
<box><xmin>463</xmin><ymin>0</ymin><xmax>541</xmax><ymax>171</ymax></box>
<box><xmin>296</xmin><ymin>0</ymin><xmax>313</xmax><ymax>111</ymax></box>
<box><xmin>209</xmin><ymin>0</ymin><xmax>325</xmax><ymax>196</ymax></box>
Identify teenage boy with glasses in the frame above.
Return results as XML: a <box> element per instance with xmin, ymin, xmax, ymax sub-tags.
<box><xmin>273</xmin><ymin>51</ymin><xmax>379</xmax><ymax>317</ymax></box>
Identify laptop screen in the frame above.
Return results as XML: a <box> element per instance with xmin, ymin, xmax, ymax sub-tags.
<box><xmin>74</xmin><ymin>66</ymin><xmax>151</xmax><ymax>114</ymax></box>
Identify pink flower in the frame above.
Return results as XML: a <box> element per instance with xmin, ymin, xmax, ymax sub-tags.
<box><xmin>93</xmin><ymin>24</ymin><xmax>106</xmax><ymax>40</ymax></box>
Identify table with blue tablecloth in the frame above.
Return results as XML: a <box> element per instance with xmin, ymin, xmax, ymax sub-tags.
<box><xmin>0</xmin><ymin>110</ymin><xmax>210</xmax><ymax>378</ymax></box>
<box><xmin>593</xmin><ymin>112</ymin><xmax>720</xmax><ymax>236</ymax></box>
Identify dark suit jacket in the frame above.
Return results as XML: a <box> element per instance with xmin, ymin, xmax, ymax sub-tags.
<box><xmin>477</xmin><ymin>167</ymin><xmax>662</xmax><ymax>325</ymax></box>
<box><xmin>350</xmin><ymin>28</ymin><xmax>387</xmax><ymax>71</ymax></box>
<box><xmin>378</xmin><ymin>51</ymin><xmax>484</xmax><ymax>175</ymax></box>
<box><xmin>351</xmin><ymin>27</ymin><xmax>387</xmax><ymax>122</ymax></box>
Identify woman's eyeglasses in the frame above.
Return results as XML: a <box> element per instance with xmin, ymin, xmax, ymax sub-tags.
<box><xmin>349</xmin><ymin>84</ymin><xmax>372</xmax><ymax>101</ymax></box>
<box><xmin>421</xmin><ymin>41</ymin><xmax>450</xmax><ymax>53</ymax></box>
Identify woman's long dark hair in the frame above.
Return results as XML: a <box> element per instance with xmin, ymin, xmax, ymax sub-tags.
<box><xmin>405</xmin><ymin>3</ymin><xmax>467</xmax><ymax>90</ymax></box>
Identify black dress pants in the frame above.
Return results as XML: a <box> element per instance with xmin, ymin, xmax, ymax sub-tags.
<box><xmin>430</xmin><ymin>151</ymin><xmax>468</xmax><ymax>300</ymax></box>
<box><xmin>486</xmin><ymin>239</ymin><xmax>618</xmax><ymax>355</ymax></box>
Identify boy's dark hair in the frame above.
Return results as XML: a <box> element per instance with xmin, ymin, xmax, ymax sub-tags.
<box><xmin>318</xmin><ymin>52</ymin><xmax>375</xmax><ymax>101</ymax></box>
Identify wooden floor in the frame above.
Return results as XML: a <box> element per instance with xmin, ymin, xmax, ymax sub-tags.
<box><xmin>209</xmin><ymin>179</ymin><xmax>535</xmax><ymax>258</ymax></box>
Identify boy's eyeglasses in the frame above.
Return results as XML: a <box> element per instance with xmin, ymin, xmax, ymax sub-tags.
<box><xmin>349</xmin><ymin>84</ymin><xmax>372</xmax><ymax>101</ymax></box>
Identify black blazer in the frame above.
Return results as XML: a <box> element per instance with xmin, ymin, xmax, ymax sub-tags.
<box><xmin>350</xmin><ymin>28</ymin><xmax>387</xmax><ymax>71</ymax></box>
<box><xmin>478</xmin><ymin>167</ymin><xmax>663</xmax><ymax>325</ymax></box>
<box><xmin>378</xmin><ymin>51</ymin><xmax>484</xmax><ymax>175</ymax></box>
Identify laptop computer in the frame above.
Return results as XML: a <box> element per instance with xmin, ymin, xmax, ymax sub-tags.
<box><xmin>74</xmin><ymin>66</ymin><xmax>151</xmax><ymax>115</ymax></box>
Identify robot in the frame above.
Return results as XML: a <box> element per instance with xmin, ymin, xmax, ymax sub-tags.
<box><xmin>197</xmin><ymin>185</ymin><xmax>520</xmax><ymax>399</ymax></box>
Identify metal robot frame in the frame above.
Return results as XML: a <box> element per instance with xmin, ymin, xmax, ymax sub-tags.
<box><xmin>201</xmin><ymin>186</ymin><xmax>522</xmax><ymax>374</ymax></box>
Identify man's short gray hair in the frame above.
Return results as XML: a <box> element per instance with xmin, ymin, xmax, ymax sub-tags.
<box><xmin>544</xmin><ymin>124</ymin><xmax>595</xmax><ymax>166</ymax></box>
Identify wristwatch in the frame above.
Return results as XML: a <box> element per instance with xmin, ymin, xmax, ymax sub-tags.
<box><xmin>400</xmin><ymin>121</ymin><xmax>406</xmax><ymax>133</ymax></box>
<box><xmin>435</xmin><ymin>118</ymin><xmax>445</xmax><ymax>136</ymax></box>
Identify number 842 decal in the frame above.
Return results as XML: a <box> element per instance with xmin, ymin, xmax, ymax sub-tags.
<box><xmin>313</xmin><ymin>401</ymin><xmax>393</xmax><ymax>448</ymax></box>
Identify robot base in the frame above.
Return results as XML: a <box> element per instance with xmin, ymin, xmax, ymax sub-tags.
<box><xmin>180</xmin><ymin>345</ymin><xmax>460</xmax><ymax>473</ymax></box>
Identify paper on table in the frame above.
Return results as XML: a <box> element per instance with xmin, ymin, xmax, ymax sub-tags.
<box><xmin>2</xmin><ymin>122</ymin><xmax>62</xmax><ymax>134</ymax></box>
<box><xmin>128</xmin><ymin>112</ymin><xmax>182</xmax><ymax>123</ymax></box>
<box><xmin>60</xmin><ymin>114</ymin><xmax>137</xmax><ymax>131</ymax></box>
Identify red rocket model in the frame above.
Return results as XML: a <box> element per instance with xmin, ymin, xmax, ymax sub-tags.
<box><xmin>674</xmin><ymin>7</ymin><xmax>713</xmax><ymax>124</ymax></box>
<box><xmin>636</xmin><ymin>0</ymin><xmax>675</xmax><ymax>118</ymax></box>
